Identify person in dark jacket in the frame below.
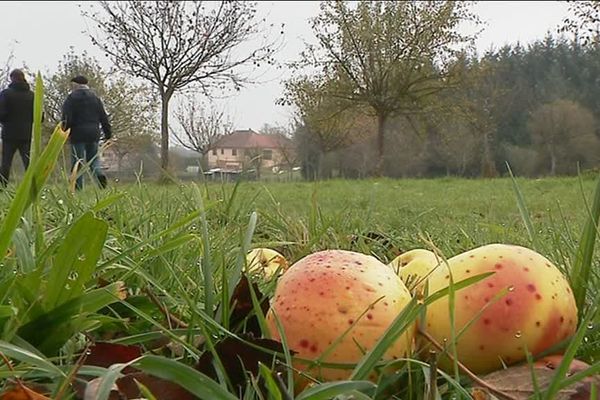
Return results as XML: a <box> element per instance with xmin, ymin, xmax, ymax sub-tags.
<box><xmin>62</xmin><ymin>75</ymin><xmax>112</xmax><ymax>190</ymax></box>
<box><xmin>0</xmin><ymin>69</ymin><xmax>34</xmax><ymax>186</ymax></box>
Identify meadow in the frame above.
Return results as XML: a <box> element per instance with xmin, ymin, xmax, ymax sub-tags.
<box><xmin>0</xmin><ymin>172</ymin><xmax>598</xmax><ymax>399</ymax></box>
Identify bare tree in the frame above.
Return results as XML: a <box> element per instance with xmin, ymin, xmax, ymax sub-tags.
<box><xmin>1</xmin><ymin>49</ymin><xmax>15</xmax><ymax>90</ymax></box>
<box><xmin>1</xmin><ymin>43</ymin><xmax>22</xmax><ymax>90</ymax></box>
<box><xmin>83</xmin><ymin>1</ymin><xmax>281</xmax><ymax>173</ymax></box>
<box><xmin>171</xmin><ymin>100</ymin><xmax>232</xmax><ymax>163</ymax></box>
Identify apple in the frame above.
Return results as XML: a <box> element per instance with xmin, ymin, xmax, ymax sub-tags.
<box><xmin>425</xmin><ymin>244</ymin><xmax>578</xmax><ymax>374</ymax></box>
<box><xmin>246</xmin><ymin>248</ymin><xmax>289</xmax><ymax>279</ymax></box>
<box><xmin>266</xmin><ymin>249</ymin><xmax>414</xmax><ymax>384</ymax></box>
<box><xmin>389</xmin><ymin>249</ymin><xmax>441</xmax><ymax>293</ymax></box>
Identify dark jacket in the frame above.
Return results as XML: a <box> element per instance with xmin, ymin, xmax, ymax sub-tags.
<box><xmin>62</xmin><ymin>88</ymin><xmax>112</xmax><ymax>143</ymax></box>
<box><xmin>0</xmin><ymin>81</ymin><xmax>34</xmax><ymax>142</ymax></box>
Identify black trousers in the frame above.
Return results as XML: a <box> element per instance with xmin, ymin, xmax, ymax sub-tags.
<box><xmin>0</xmin><ymin>140</ymin><xmax>30</xmax><ymax>185</ymax></box>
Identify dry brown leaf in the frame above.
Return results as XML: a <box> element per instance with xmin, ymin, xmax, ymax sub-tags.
<box><xmin>473</xmin><ymin>355</ymin><xmax>600</xmax><ymax>400</ymax></box>
<box><xmin>471</xmin><ymin>388</ymin><xmax>499</xmax><ymax>400</ymax></box>
<box><xmin>197</xmin><ymin>333</ymin><xmax>293</xmax><ymax>394</ymax></box>
<box><xmin>84</xmin><ymin>342</ymin><xmax>142</xmax><ymax>370</ymax></box>
<box><xmin>229</xmin><ymin>275</ymin><xmax>270</xmax><ymax>337</ymax></box>
<box><xmin>0</xmin><ymin>383</ymin><xmax>51</xmax><ymax>400</ymax></box>
<box><xmin>116</xmin><ymin>372</ymin><xmax>196</xmax><ymax>400</ymax></box>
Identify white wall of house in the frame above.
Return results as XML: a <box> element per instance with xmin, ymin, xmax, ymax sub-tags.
<box><xmin>207</xmin><ymin>147</ymin><xmax>245</xmax><ymax>169</ymax></box>
<box><xmin>207</xmin><ymin>147</ymin><xmax>285</xmax><ymax>170</ymax></box>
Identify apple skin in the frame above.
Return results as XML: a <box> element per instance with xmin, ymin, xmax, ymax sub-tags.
<box><xmin>425</xmin><ymin>244</ymin><xmax>578</xmax><ymax>374</ymax></box>
<box><xmin>266</xmin><ymin>249</ymin><xmax>414</xmax><ymax>384</ymax></box>
<box><xmin>388</xmin><ymin>249</ymin><xmax>441</xmax><ymax>293</ymax></box>
<box><xmin>246</xmin><ymin>248</ymin><xmax>289</xmax><ymax>279</ymax></box>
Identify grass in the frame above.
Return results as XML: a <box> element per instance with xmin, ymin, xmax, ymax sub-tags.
<box><xmin>0</xmin><ymin>173</ymin><xmax>598</xmax><ymax>397</ymax></box>
<box><xmin>0</xmin><ymin>76</ymin><xmax>598</xmax><ymax>399</ymax></box>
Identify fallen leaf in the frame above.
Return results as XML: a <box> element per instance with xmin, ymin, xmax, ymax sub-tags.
<box><xmin>79</xmin><ymin>344</ymin><xmax>195</xmax><ymax>400</ymax></box>
<box><xmin>0</xmin><ymin>383</ymin><xmax>51</xmax><ymax>400</ymax></box>
<box><xmin>196</xmin><ymin>334</ymin><xmax>293</xmax><ymax>392</ymax></box>
<box><xmin>536</xmin><ymin>354</ymin><xmax>591</xmax><ymax>374</ymax></box>
<box><xmin>116</xmin><ymin>372</ymin><xmax>196</xmax><ymax>400</ymax></box>
<box><xmin>229</xmin><ymin>275</ymin><xmax>269</xmax><ymax>337</ymax></box>
<box><xmin>84</xmin><ymin>342</ymin><xmax>143</xmax><ymax>370</ymax></box>
<box><xmin>471</xmin><ymin>388</ymin><xmax>497</xmax><ymax>400</ymax></box>
<box><xmin>71</xmin><ymin>342</ymin><xmax>145</xmax><ymax>399</ymax></box>
<box><xmin>474</xmin><ymin>355</ymin><xmax>600</xmax><ymax>400</ymax></box>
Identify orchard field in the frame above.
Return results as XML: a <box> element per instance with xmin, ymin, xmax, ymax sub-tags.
<box><xmin>0</xmin><ymin>174</ymin><xmax>599</xmax><ymax>399</ymax></box>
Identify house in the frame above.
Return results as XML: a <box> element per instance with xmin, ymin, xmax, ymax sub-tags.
<box><xmin>207</xmin><ymin>129</ymin><xmax>293</xmax><ymax>171</ymax></box>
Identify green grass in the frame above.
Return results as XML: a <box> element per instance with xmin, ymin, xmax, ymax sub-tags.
<box><xmin>0</xmin><ymin>173</ymin><xmax>599</xmax><ymax>399</ymax></box>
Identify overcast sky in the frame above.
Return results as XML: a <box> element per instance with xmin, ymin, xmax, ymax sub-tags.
<box><xmin>0</xmin><ymin>1</ymin><xmax>571</xmax><ymax>132</ymax></box>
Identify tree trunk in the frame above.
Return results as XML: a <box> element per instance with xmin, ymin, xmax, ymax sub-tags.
<box><xmin>160</xmin><ymin>92</ymin><xmax>172</xmax><ymax>174</ymax></box>
<box><xmin>374</xmin><ymin>112</ymin><xmax>387</xmax><ymax>177</ymax></box>
<box><xmin>481</xmin><ymin>129</ymin><xmax>497</xmax><ymax>178</ymax></box>
<box><xmin>315</xmin><ymin>151</ymin><xmax>323</xmax><ymax>180</ymax></box>
<box><xmin>550</xmin><ymin>149</ymin><xmax>557</xmax><ymax>176</ymax></box>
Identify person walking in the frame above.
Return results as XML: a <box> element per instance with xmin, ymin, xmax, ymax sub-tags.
<box><xmin>0</xmin><ymin>69</ymin><xmax>34</xmax><ymax>186</ymax></box>
<box><xmin>62</xmin><ymin>75</ymin><xmax>111</xmax><ymax>190</ymax></box>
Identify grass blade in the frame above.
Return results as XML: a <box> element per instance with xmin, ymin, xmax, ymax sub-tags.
<box><xmin>95</xmin><ymin>355</ymin><xmax>239</xmax><ymax>400</ymax></box>
<box><xmin>570</xmin><ymin>174</ymin><xmax>600</xmax><ymax>312</ymax></box>
<box><xmin>30</xmin><ymin>72</ymin><xmax>43</xmax><ymax>165</ymax></box>
<box><xmin>296</xmin><ymin>380</ymin><xmax>376</xmax><ymax>400</ymax></box>
<box><xmin>350</xmin><ymin>297</ymin><xmax>420</xmax><ymax>380</ymax></box>
<box><xmin>542</xmin><ymin>310</ymin><xmax>595</xmax><ymax>399</ymax></box>
<box><xmin>45</xmin><ymin>212</ymin><xmax>108</xmax><ymax>308</ymax></box>
<box><xmin>507</xmin><ymin>163</ymin><xmax>540</xmax><ymax>250</ymax></box>
<box><xmin>194</xmin><ymin>184</ymin><xmax>214</xmax><ymax>315</ymax></box>
<box><xmin>0</xmin><ymin>340</ymin><xmax>64</xmax><ymax>377</ymax></box>
<box><xmin>0</xmin><ymin>123</ymin><xmax>68</xmax><ymax>261</ymax></box>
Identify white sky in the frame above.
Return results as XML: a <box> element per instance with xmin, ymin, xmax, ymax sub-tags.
<box><xmin>0</xmin><ymin>1</ymin><xmax>570</xmax><ymax>133</ymax></box>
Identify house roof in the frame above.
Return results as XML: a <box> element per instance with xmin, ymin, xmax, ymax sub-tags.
<box><xmin>212</xmin><ymin>129</ymin><xmax>291</xmax><ymax>149</ymax></box>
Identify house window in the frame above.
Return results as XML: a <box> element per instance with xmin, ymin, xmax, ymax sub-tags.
<box><xmin>232</xmin><ymin>148</ymin><xmax>237</xmax><ymax>156</ymax></box>
<box><xmin>212</xmin><ymin>149</ymin><xmax>217</xmax><ymax>156</ymax></box>
<box><xmin>221</xmin><ymin>148</ymin><xmax>224</xmax><ymax>155</ymax></box>
<box><xmin>262</xmin><ymin>149</ymin><xmax>273</xmax><ymax>160</ymax></box>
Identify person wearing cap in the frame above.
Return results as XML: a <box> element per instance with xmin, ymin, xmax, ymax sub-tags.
<box><xmin>0</xmin><ymin>69</ymin><xmax>34</xmax><ymax>186</ymax></box>
<box><xmin>61</xmin><ymin>74</ymin><xmax>112</xmax><ymax>190</ymax></box>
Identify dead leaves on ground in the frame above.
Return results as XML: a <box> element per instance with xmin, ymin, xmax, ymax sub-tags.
<box><xmin>472</xmin><ymin>355</ymin><xmax>600</xmax><ymax>400</ymax></box>
<box><xmin>0</xmin><ymin>383</ymin><xmax>51</xmax><ymax>400</ymax></box>
<box><xmin>229</xmin><ymin>275</ymin><xmax>270</xmax><ymax>337</ymax></box>
<box><xmin>196</xmin><ymin>334</ymin><xmax>294</xmax><ymax>392</ymax></box>
<box><xmin>1</xmin><ymin>273</ymin><xmax>288</xmax><ymax>400</ymax></box>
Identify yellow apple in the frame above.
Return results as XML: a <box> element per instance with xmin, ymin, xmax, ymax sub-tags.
<box><xmin>246</xmin><ymin>248</ymin><xmax>289</xmax><ymax>279</ymax></box>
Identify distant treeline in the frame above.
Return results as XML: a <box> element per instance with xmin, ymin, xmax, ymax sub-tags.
<box><xmin>294</xmin><ymin>35</ymin><xmax>600</xmax><ymax>179</ymax></box>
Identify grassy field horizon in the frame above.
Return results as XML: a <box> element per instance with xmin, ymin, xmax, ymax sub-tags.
<box><xmin>7</xmin><ymin>174</ymin><xmax>595</xmax><ymax>266</ymax></box>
